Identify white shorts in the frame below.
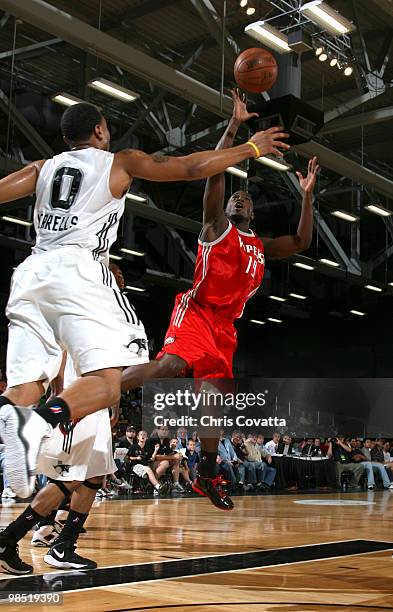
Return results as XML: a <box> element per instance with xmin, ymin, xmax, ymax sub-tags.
<box><xmin>6</xmin><ymin>246</ymin><xmax>149</xmax><ymax>386</ymax></box>
<box><xmin>37</xmin><ymin>408</ymin><xmax>116</xmax><ymax>481</ymax></box>
<box><xmin>132</xmin><ymin>464</ymin><xmax>150</xmax><ymax>478</ymax></box>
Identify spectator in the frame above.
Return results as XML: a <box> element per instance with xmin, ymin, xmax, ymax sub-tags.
<box><xmin>191</xmin><ymin>431</ymin><xmax>202</xmax><ymax>454</ymax></box>
<box><xmin>128</xmin><ymin>431</ymin><xmax>171</xmax><ymax>495</ymax></box>
<box><xmin>147</xmin><ymin>428</ymin><xmax>185</xmax><ymax>493</ymax></box>
<box><xmin>256</xmin><ymin>434</ymin><xmax>265</xmax><ymax>451</ymax></box>
<box><xmin>217</xmin><ymin>431</ymin><xmax>238</xmax><ymax>491</ymax></box>
<box><xmin>244</xmin><ymin>433</ymin><xmax>268</xmax><ymax>490</ymax></box>
<box><xmin>265</xmin><ymin>433</ymin><xmax>280</xmax><ymax>456</ymax></box>
<box><xmin>231</xmin><ymin>431</ymin><xmax>254</xmax><ymax>490</ymax></box>
<box><xmin>185</xmin><ymin>439</ymin><xmax>200</xmax><ymax>481</ymax></box>
<box><xmin>327</xmin><ymin>437</ymin><xmax>365</xmax><ymax>488</ymax></box>
<box><xmin>169</xmin><ymin>438</ymin><xmax>191</xmax><ymax>489</ymax></box>
<box><xmin>116</xmin><ymin>425</ymin><xmax>137</xmax><ymax>450</ymax></box>
<box><xmin>370</xmin><ymin>438</ymin><xmax>393</xmax><ymax>482</ymax></box>
<box><xmin>360</xmin><ymin>439</ymin><xmax>393</xmax><ymax>490</ymax></box>
<box><xmin>176</xmin><ymin>428</ymin><xmax>189</xmax><ymax>450</ymax></box>
<box><xmin>277</xmin><ymin>435</ymin><xmax>294</xmax><ymax>456</ymax></box>
<box><xmin>257</xmin><ymin>439</ymin><xmax>277</xmax><ymax>488</ymax></box>
<box><xmin>302</xmin><ymin>438</ymin><xmax>324</xmax><ymax>457</ymax></box>
<box><xmin>383</xmin><ymin>442</ymin><xmax>393</xmax><ymax>467</ymax></box>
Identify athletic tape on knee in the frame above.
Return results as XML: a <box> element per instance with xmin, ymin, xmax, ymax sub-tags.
<box><xmin>48</xmin><ymin>478</ymin><xmax>72</xmax><ymax>499</ymax></box>
<box><xmin>82</xmin><ymin>479</ymin><xmax>103</xmax><ymax>491</ymax></box>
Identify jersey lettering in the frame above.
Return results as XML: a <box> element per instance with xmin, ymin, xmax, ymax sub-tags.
<box><xmin>50</xmin><ymin>167</ymin><xmax>83</xmax><ymax>210</ymax></box>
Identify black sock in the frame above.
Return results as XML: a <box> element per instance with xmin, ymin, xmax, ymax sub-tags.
<box><xmin>37</xmin><ymin>509</ymin><xmax>57</xmax><ymax>528</ymax></box>
<box><xmin>198</xmin><ymin>450</ymin><xmax>218</xmax><ymax>478</ymax></box>
<box><xmin>34</xmin><ymin>397</ymin><xmax>71</xmax><ymax>427</ymax></box>
<box><xmin>56</xmin><ymin>510</ymin><xmax>88</xmax><ymax>545</ymax></box>
<box><xmin>0</xmin><ymin>396</ymin><xmax>14</xmax><ymax>408</ymax></box>
<box><xmin>0</xmin><ymin>505</ymin><xmax>44</xmax><ymax>545</ymax></box>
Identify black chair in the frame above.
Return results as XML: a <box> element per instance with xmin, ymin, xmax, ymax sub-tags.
<box><xmin>340</xmin><ymin>470</ymin><xmax>353</xmax><ymax>489</ymax></box>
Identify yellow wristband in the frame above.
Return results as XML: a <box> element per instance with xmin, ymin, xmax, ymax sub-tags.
<box><xmin>247</xmin><ymin>140</ymin><xmax>260</xmax><ymax>159</ymax></box>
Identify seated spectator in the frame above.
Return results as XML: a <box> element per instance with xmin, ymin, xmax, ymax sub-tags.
<box><xmin>265</xmin><ymin>432</ymin><xmax>280</xmax><ymax>456</ymax></box>
<box><xmin>244</xmin><ymin>433</ymin><xmax>270</xmax><ymax>490</ymax></box>
<box><xmin>231</xmin><ymin>431</ymin><xmax>253</xmax><ymax>490</ymax></box>
<box><xmin>147</xmin><ymin>428</ymin><xmax>185</xmax><ymax>493</ymax></box>
<box><xmin>217</xmin><ymin>431</ymin><xmax>238</xmax><ymax>491</ymax></box>
<box><xmin>191</xmin><ymin>431</ymin><xmax>202</xmax><ymax>454</ymax></box>
<box><xmin>256</xmin><ymin>434</ymin><xmax>265</xmax><ymax>451</ymax></box>
<box><xmin>169</xmin><ymin>438</ymin><xmax>191</xmax><ymax>489</ymax></box>
<box><xmin>383</xmin><ymin>442</ymin><xmax>393</xmax><ymax>467</ymax></box>
<box><xmin>116</xmin><ymin>425</ymin><xmax>137</xmax><ymax>450</ymax></box>
<box><xmin>277</xmin><ymin>435</ymin><xmax>294</xmax><ymax>456</ymax></box>
<box><xmin>302</xmin><ymin>438</ymin><xmax>324</xmax><ymax>457</ymax></box>
<box><xmin>359</xmin><ymin>439</ymin><xmax>393</xmax><ymax>490</ymax></box>
<box><xmin>185</xmin><ymin>439</ymin><xmax>200</xmax><ymax>481</ymax></box>
<box><xmin>370</xmin><ymin>438</ymin><xmax>393</xmax><ymax>483</ymax></box>
<box><xmin>128</xmin><ymin>431</ymin><xmax>171</xmax><ymax>495</ymax></box>
<box><xmin>176</xmin><ymin>427</ymin><xmax>189</xmax><ymax>451</ymax></box>
<box><xmin>257</xmin><ymin>439</ymin><xmax>277</xmax><ymax>488</ymax></box>
<box><xmin>327</xmin><ymin>437</ymin><xmax>365</xmax><ymax>488</ymax></box>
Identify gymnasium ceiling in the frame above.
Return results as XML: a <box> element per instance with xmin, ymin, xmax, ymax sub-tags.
<box><xmin>0</xmin><ymin>0</ymin><xmax>392</xmax><ymax>326</ymax></box>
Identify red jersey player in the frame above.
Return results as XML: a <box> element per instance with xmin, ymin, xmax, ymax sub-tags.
<box><xmin>122</xmin><ymin>89</ymin><xmax>319</xmax><ymax>509</ymax></box>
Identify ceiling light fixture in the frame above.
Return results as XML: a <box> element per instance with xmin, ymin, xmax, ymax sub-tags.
<box><xmin>299</xmin><ymin>1</ymin><xmax>355</xmax><ymax>36</ymax></box>
<box><xmin>2</xmin><ymin>215</ymin><xmax>32</xmax><ymax>227</ymax></box>
<box><xmin>88</xmin><ymin>78</ymin><xmax>139</xmax><ymax>102</ymax></box>
<box><xmin>365</xmin><ymin>284</ymin><xmax>383</xmax><ymax>292</ymax></box>
<box><xmin>250</xmin><ymin>319</ymin><xmax>265</xmax><ymax>325</ymax></box>
<box><xmin>319</xmin><ymin>257</ymin><xmax>340</xmax><ymax>267</ymax></box>
<box><xmin>256</xmin><ymin>156</ymin><xmax>291</xmax><ymax>172</ymax></box>
<box><xmin>51</xmin><ymin>92</ymin><xmax>84</xmax><ymax>107</ymax></box>
<box><xmin>329</xmin><ymin>57</ymin><xmax>338</xmax><ymax>67</ymax></box>
<box><xmin>267</xmin><ymin>317</ymin><xmax>283</xmax><ymax>323</ymax></box>
<box><xmin>365</xmin><ymin>204</ymin><xmax>392</xmax><ymax>217</ymax></box>
<box><xmin>350</xmin><ymin>309</ymin><xmax>366</xmax><ymax>316</ymax></box>
<box><xmin>293</xmin><ymin>262</ymin><xmax>315</xmax><ymax>270</ymax></box>
<box><xmin>289</xmin><ymin>293</ymin><xmax>307</xmax><ymax>300</ymax></box>
<box><xmin>109</xmin><ymin>253</ymin><xmax>123</xmax><ymax>261</ymax></box>
<box><xmin>245</xmin><ymin>21</ymin><xmax>292</xmax><ymax>54</ymax></box>
<box><xmin>315</xmin><ymin>46</ymin><xmax>324</xmax><ymax>56</ymax></box>
<box><xmin>120</xmin><ymin>248</ymin><xmax>145</xmax><ymax>257</ymax></box>
<box><xmin>125</xmin><ymin>286</ymin><xmax>146</xmax><ymax>293</ymax></box>
<box><xmin>125</xmin><ymin>193</ymin><xmax>148</xmax><ymax>203</ymax></box>
<box><xmin>240</xmin><ymin>0</ymin><xmax>248</xmax><ymax>6</ymax></box>
<box><xmin>226</xmin><ymin>166</ymin><xmax>248</xmax><ymax>179</ymax></box>
<box><xmin>318</xmin><ymin>52</ymin><xmax>328</xmax><ymax>62</ymax></box>
<box><xmin>246</xmin><ymin>6</ymin><xmax>256</xmax><ymax>15</ymax></box>
<box><xmin>344</xmin><ymin>65</ymin><xmax>353</xmax><ymax>76</ymax></box>
<box><xmin>268</xmin><ymin>295</ymin><xmax>286</xmax><ymax>302</ymax></box>
<box><xmin>331</xmin><ymin>210</ymin><xmax>359</xmax><ymax>222</ymax></box>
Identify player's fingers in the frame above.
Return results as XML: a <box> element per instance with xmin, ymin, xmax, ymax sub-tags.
<box><xmin>296</xmin><ymin>171</ymin><xmax>303</xmax><ymax>179</ymax></box>
<box><xmin>271</xmin><ymin>148</ymin><xmax>284</xmax><ymax>157</ymax></box>
<box><xmin>250</xmin><ymin>112</ymin><xmax>259</xmax><ymax>118</ymax></box>
<box><xmin>272</xmin><ymin>132</ymin><xmax>289</xmax><ymax>140</ymax></box>
<box><xmin>267</xmin><ymin>125</ymin><xmax>284</xmax><ymax>133</ymax></box>
<box><xmin>274</xmin><ymin>141</ymin><xmax>291</xmax><ymax>150</ymax></box>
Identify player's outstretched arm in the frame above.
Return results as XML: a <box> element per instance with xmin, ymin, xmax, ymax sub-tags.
<box><xmin>262</xmin><ymin>156</ymin><xmax>319</xmax><ymax>259</ymax></box>
<box><xmin>0</xmin><ymin>160</ymin><xmax>44</xmax><ymax>204</ymax></box>
<box><xmin>202</xmin><ymin>89</ymin><xmax>259</xmax><ymax>241</ymax></box>
<box><xmin>115</xmin><ymin>127</ymin><xmax>289</xmax><ymax>184</ymax></box>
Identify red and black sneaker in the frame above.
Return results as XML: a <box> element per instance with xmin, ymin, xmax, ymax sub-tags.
<box><xmin>192</xmin><ymin>475</ymin><xmax>234</xmax><ymax>511</ymax></box>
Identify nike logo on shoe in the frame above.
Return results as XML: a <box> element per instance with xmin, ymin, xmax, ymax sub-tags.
<box><xmin>55</xmin><ymin>549</ymin><xmax>65</xmax><ymax>559</ymax></box>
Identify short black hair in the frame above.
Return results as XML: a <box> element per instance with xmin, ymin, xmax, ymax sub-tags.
<box><xmin>60</xmin><ymin>102</ymin><xmax>103</xmax><ymax>143</ymax></box>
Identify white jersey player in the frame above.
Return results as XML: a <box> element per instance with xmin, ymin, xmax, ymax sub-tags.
<box><xmin>0</xmin><ymin>101</ymin><xmax>290</xmax><ymax>499</ymax></box>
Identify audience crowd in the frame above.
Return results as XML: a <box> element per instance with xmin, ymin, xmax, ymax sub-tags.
<box><xmin>1</xmin><ymin>389</ymin><xmax>393</xmax><ymax>499</ymax></box>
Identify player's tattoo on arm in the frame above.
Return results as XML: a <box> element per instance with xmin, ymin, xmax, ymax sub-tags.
<box><xmin>151</xmin><ymin>154</ymin><xmax>170</xmax><ymax>164</ymax></box>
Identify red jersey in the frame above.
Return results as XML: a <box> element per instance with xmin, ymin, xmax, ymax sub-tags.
<box><xmin>185</xmin><ymin>222</ymin><xmax>265</xmax><ymax>321</ymax></box>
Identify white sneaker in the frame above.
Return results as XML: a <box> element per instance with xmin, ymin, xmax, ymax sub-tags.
<box><xmin>1</xmin><ymin>487</ymin><xmax>16</xmax><ymax>498</ymax></box>
<box><xmin>0</xmin><ymin>405</ymin><xmax>52</xmax><ymax>499</ymax></box>
<box><xmin>31</xmin><ymin>525</ymin><xmax>58</xmax><ymax>547</ymax></box>
<box><xmin>387</xmin><ymin>483</ymin><xmax>393</xmax><ymax>490</ymax></box>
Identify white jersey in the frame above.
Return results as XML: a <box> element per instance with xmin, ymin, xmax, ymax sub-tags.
<box><xmin>33</xmin><ymin>148</ymin><xmax>125</xmax><ymax>265</ymax></box>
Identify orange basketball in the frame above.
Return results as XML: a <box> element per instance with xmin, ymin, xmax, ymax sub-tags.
<box><xmin>234</xmin><ymin>47</ymin><xmax>278</xmax><ymax>93</ymax></box>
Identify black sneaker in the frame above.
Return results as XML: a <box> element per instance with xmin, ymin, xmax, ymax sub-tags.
<box><xmin>192</xmin><ymin>476</ymin><xmax>234</xmax><ymax>511</ymax></box>
<box><xmin>44</xmin><ymin>541</ymin><xmax>97</xmax><ymax>570</ymax></box>
<box><xmin>0</xmin><ymin>540</ymin><xmax>33</xmax><ymax>575</ymax></box>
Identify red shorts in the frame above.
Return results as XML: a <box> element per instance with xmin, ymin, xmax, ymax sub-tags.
<box><xmin>156</xmin><ymin>293</ymin><xmax>237</xmax><ymax>379</ymax></box>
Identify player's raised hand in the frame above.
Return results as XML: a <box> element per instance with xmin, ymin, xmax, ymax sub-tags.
<box><xmin>296</xmin><ymin>156</ymin><xmax>320</xmax><ymax>194</ymax></box>
<box><xmin>231</xmin><ymin>88</ymin><xmax>259</xmax><ymax>124</ymax></box>
<box><xmin>250</xmin><ymin>126</ymin><xmax>290</xmax><ymax>158</ymax></box>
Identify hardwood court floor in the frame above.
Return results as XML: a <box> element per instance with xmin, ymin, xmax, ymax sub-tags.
<box><xmin>1</xmin><ymin>491</ymin><xmax>393</xmax><ymax>611</ymax></box>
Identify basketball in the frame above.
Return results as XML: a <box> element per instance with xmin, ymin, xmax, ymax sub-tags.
<box><xmin>234</xmin><ymin>47</ymin><xmax>278</xmax><ymax>93</ymax></box>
